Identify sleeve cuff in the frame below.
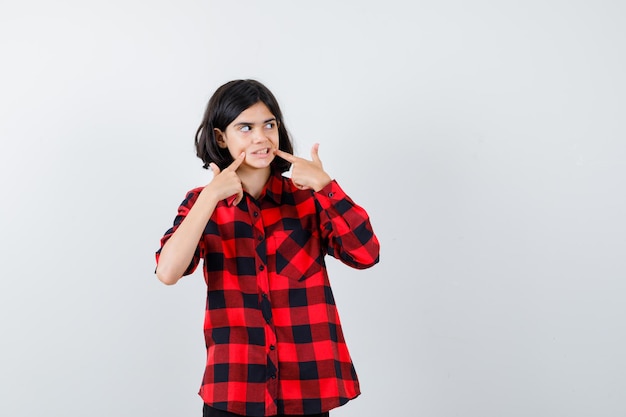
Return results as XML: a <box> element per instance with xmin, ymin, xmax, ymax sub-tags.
<box><xmin>314</xmin><ymin>180</ymin><xmax>347</xmax><ymax>210</ymax></box>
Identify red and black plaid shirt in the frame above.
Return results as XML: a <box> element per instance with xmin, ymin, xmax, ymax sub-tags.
<box><xmin>156</xmin><ymin>172</ymin><xmax>379</xmax><ymax>417</ymax></box>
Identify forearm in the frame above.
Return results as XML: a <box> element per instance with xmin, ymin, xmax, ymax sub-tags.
<box><xmin>156</xmin><ymin>190</ymin><xmax>218</xmax><ymax>285</ymax></box>
<box><xmin>316</xmin><ymin>181</ymin><xmax>380</xmax><ymax>269</ymax></box>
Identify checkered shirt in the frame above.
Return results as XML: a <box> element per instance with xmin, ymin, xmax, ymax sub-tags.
<box><xmin>156</xmin><ymin>172</ymin><xmax>380</xmax><ymax>416</ymax></box>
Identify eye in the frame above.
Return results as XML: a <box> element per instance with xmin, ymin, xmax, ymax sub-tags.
<box><xmin>239</xmin><ymin>125</ymin><xmax>251</xmax><ymax>132</ymax></box>
<box><xmin>265</xmin><ymin>122</ymin><xmax>276</xmax><ymax>129</ymax></box>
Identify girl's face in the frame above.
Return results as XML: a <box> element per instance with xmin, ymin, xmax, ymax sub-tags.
<box><xmin>215</xmin><ymin>101</ymin><xmax>279</xmax><ymax>174</ymax></box>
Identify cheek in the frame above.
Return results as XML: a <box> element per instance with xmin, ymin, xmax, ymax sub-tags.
<box><xmin>227</xmin><ymin>138</ymin><xmax>247</xmax><ymax>154</ymax></box>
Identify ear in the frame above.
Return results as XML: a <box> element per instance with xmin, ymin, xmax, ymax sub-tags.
<box><xmin>214</xmin><ymin>128</ymin><xmax>228</xmax><ymax>149</ymax></box>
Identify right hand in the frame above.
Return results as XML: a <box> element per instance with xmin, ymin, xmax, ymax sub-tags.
<box><xmin>206</xmin><ymin>152</ymin><xmax>245</xmax><ymax>205</ymax></box>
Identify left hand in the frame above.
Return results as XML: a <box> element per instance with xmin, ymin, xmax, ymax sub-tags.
<box><xmin>274</xmin><ymin>143</ymin><xmax>332</xmax><ymax>192</ymax></box>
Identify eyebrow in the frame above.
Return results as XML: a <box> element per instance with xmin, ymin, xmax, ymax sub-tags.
<box><xmin>233</xmin><ymin>118</ymin><xmax>277</xmax><ymax>127</ymax></box>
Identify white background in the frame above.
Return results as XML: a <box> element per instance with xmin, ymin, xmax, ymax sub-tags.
<box><xmin>1</xmin><ymin>1</ymin><xmax>625</xmax><ymax>416</ymax></box>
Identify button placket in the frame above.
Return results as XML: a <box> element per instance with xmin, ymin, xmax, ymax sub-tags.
<box><xmin>249</xmin><ymin>200</ymin><xmax>279</xmax><ymax>408</ymax></box>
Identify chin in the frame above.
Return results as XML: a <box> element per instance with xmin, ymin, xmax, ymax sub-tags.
<box><xmin>246</xmin><ymin>161</ymin><xmax>273</xmax><ymax>170</ymax></box>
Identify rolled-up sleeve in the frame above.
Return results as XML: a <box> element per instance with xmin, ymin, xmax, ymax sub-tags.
<box><xmin>155</xmin><ymin>188</ymin><xmax>205</xmax><ymax>276</ymax></box>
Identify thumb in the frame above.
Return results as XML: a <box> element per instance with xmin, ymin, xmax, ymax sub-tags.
<box><xmin>311</xmin><ymin>143</ymin><xmax>322</xmax><ymax>164</ymax></box>
<box><xmin>209</xmin><ymin>162</ymin><xmax>220</xmax><ymax>176</ymax></box>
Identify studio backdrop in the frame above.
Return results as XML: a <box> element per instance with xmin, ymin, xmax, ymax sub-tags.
<box><xmin>1</xmin><ymin>1</ymin><xmax>625</xmax><ymax>416</ymax></box>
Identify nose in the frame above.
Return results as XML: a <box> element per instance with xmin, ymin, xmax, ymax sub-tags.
<box><xmin>252</xmin><ymin>126</ymin><xmax>268</xmax><ymax>143</ymax></box>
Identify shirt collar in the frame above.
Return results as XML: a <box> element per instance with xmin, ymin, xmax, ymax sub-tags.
<box><xmin>258</xmin><ymin>170</ymin><xmax>285</xmax><ymax>205</ymax></box>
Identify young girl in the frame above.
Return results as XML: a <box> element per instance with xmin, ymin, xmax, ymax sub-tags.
<box><xmin>155</xmin><ymin>79</ymin><xmax>380</xmax><ymax>417</ymax></box>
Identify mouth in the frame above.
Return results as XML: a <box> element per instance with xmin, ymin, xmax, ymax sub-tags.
<box><xmin>250</xmin><ymin>148</ymin><xmax>271</xmax><ymax>155</ymax></box>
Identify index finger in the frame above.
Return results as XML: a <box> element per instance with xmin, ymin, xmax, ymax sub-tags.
<box><xmin>224</xmin><ymin>152</ymin><xmax>246</xmax><ymax>172</ymax></box>
<box><xmin>274</xmin><ymin>149</ymin><xmax>297</xmax><ymax>163</ymax></box>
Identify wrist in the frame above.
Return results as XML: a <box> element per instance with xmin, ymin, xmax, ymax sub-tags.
<box><xmin>313</xmin><ymin>174</ymin><xmax>332</xmax><ymax>192</ymax></box>
<box><xmin>199</xmin><ymin>185</ymin><xmax>221</xmax><ymax>206</ymax></box>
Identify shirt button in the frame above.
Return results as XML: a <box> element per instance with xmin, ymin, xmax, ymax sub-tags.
<box><xmin>270</xmin><ymin>345</ymin><xmax>276</xmax><ymax>350</ymax></box>
<box><xmin>253</xmin><ymin>211</ymin><xmax>259</xmax><ymax>217</ymax></box>
<box><xmin>262</xmin><ymin>293</ymin><xmax>268</xmax><ymax>299</ymax></box>
<box><xmin>271</xmin><ymin>374</ymin><xmax>277</xmax><ymax>379</ymax></box>
<box><xmin>258</xmin><ymin>235</ymin><xmax>263</xmax><ymax>241</ymax></box>
<box><xmin>328</xmin><ymin>192</ymin><xmax>334</xmax><ymax>197</ymax></box>
<box><xmin>259</xmin><ymin>265</ymin><xmax>265</xmax><ymax>271</ymax></box>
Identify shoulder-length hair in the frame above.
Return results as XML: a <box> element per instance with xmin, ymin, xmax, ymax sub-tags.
<box><xmin>195</xmin><ymin>79</ymin><xmax>293</xmax><ymax>172</ymax></box>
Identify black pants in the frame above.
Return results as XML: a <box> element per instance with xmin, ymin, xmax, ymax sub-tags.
<box><xmin>203</xmin><ymin>404</ymin><xmax>329</xmax><ymax>417</ymax></box>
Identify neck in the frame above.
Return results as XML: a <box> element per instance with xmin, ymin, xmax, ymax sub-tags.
<box><xmin>238</xmin><ymin>167</ymin><xmax>271</xmax><ymax>199</ymax></box>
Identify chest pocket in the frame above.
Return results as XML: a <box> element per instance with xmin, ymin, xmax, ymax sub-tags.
<box><xmin>271</xmin><ymin>228</ymin><xmax>323</xmax><ymax>282</ymax></box>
